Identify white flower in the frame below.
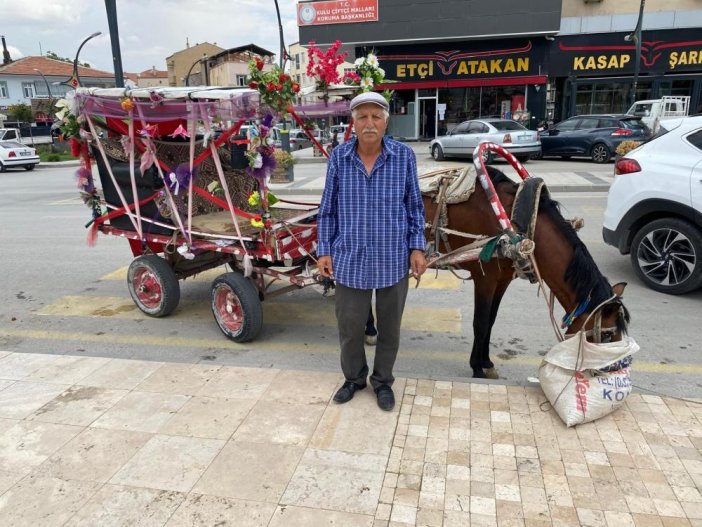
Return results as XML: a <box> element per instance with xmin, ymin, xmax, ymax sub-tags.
<box><xmin>360</xmin><ymin>77</ymin><xmax>374</xmax><ymax>89</ymax></box>
<box><xmin>253</xmin><ymin>153</ymin><xmax>263</xmax><ymax>169</ymax></box>
<box><xmin>377</xmin><ymin>67</ymin><xmax>385</xmax><ymax>77</ymax></box>
<box><xmin>354</xmin><ymin>57</ymin><xmax>364</xmax><ymax>66</ymax></box>
<box><xmin>55</xmin><ymin>99</ymin><xmax>70</xmax><ymax>120</ymax></box>
<box><xmin>366</xmin><ymin>53</ymin><xmax>379</xmax><ymax>68</ymax></box>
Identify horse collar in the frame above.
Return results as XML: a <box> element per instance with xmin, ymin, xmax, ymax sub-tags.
<box><xmin>561</xmin><ymin>292</ymin><xmax>591</xmax><ymax>330</ymax></box>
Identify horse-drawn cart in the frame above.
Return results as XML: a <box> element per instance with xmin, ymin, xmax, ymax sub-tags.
<box><xmin>70</xmin><ymin>86</ymin><xmax>326</xmax><ymax>342</ymax></box>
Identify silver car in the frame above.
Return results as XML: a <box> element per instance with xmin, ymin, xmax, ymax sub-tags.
<box><xmin>429</xmin><ymin>119</ymin><xmax>541</xmax><ymax>163</ymax></box>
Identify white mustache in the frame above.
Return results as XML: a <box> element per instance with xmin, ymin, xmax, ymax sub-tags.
<box><xmin>361</xmin><ymin>129</ymin><xmax>377</xmax><ymax>134</ymax></box>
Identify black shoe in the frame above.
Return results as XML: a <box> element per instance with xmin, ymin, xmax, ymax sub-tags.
<box><xmin>333</xmin><ymin>381</ymin><xmax>366</xmax><ymax>404</ymax></box>
<box><xmin>375</xmin><ymin>385</ymin><xmax>395</xmax><ymax>411</ymax></box>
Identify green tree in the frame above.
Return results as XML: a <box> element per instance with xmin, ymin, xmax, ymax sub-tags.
<box><xmin>46</xmin><ymin>50</ymin><xmax>90</xmax><ymax>68</ymax></box>
<box><xmin>8</xmin><ymin>104</ymin><xmax>33</xmax><ymax>123</ymax></box>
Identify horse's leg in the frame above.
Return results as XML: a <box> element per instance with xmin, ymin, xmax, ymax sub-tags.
<box><xmin>470</xmin><ymin>274</ymin><xmax>496</xmax><ymax>379</ymax></box>
<box><xmin>480</xmin><ymin>276</ymin><xmax>513</xmax><ymax>379</ymax></box>
<box><xmin>364</xmin><ymin>304</ymin><xmax>377</xmax><ymax>345</ymax></box>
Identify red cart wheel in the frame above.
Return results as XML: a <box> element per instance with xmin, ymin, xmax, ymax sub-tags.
<box><xmin>211</xmin><ymin>272</ymin><xmax>263</xmax><ymax>342</ymax></box>
<box><xmin>127</xmin><ymin>255</ymin><xmax>180</xmax><ymax>317</ymax></box>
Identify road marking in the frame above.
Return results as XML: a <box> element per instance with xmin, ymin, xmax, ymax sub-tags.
<box><xmin>35</xmin><ymin>295</ymin><xmax>462</xmax><ymax>333</ymax></box>
<box><xmin>0</xmin><ymin>327</ymin><xmax>700</xmax><ymax>375</ymax></box>
<box><xmin>49</xmin><ymin>197</ymin><xmax>83</xmax><ymax>205</ymax></box>
<box><xmin>100</xmin><ymin>266</ymin><xmax>462</xmax><ymax>289</ymax></box>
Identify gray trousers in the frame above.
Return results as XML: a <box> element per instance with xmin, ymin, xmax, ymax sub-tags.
<box><xmin>335</xmin><ymin>277</ymin><xmax>409</xmax><ymax>390</ymax></box>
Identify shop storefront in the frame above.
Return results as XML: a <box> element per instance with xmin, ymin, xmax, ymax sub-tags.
<box><xmin>372</xmin><ymin>39</ymin><xmax>549</xmax><ymax>139</ymax></box>
<box><xmin>550</xmin><ymin>28</ymin><xmax>702</xmax><ymax>122</ymax></box>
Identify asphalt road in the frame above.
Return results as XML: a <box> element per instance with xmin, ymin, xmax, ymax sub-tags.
<box><xmin>1</xmin><ymin>164</ymin><xmax>700</xmax><ymax>399</ymax></box>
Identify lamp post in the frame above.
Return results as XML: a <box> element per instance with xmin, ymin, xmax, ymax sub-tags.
<box><xmin>33</xmin><ymin>68</ymin><xmax>53</xmax><ymax>105</ymax></box>
<box><xmin>184</xmin><ymin>55</ymin><xmax>206</xmax><ymax>87</ymax></box>
<box><xmin>626</xmin><ymin>0</ymin><xmax>646</xmax><ymax>108</ymax></box>
<box><xmin>62</xmin><ymin>31</ymin><xmax>102</xmax><ymax>89</ymax></box>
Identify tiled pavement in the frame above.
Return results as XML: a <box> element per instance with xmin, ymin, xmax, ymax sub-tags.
<box><xmin>1</xmin><ymin>351</ymin><xmax>702</xmax><ymax>526</ymax></box>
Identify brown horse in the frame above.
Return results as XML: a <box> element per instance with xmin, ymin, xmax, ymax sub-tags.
<box><xmin>422</xmin><ymin>166</ymin><xmax>630</xmax><ymax>378</ymax></box>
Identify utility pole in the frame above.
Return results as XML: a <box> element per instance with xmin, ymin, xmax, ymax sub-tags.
<box><xmin>626</xmin><ymin>0</ymin><xmax>646</xmax><ymax>108</ymax></box>
<box><xmin>104</xmin><ymin>0</ymin><xmax>125</xmax><ymax>87</ymax></box>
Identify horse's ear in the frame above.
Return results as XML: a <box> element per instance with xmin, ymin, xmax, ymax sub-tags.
<box><xmin>612</xmin><ymin>282</ymin><xmax>627</xmax><ymax>297</ymax></box>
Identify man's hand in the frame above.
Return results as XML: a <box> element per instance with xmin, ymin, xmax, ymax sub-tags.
<box><xmin>318</xmin><ymin>255</ymin><xmax>334</xmax><ymax>278</ymax></box>
<box><xmin>410</xmin><ymin>250</ymin><xmax>427</xmax><ymax>278</ymax></box>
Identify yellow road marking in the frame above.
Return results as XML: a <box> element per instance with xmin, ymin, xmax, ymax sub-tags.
<box><xmin>100</xmin><ymin>266</ymin><xmax>461</xmax><ymax>290</ymax></box>
<box><xmin>35</xmin><ymin>296</ymin><xmax>462</xmax><ymax>333</ymax></box>
<box><xmin>0</xmin><ymin>327</ymin><xmax>699</xmax><ymax>375</ymax></box>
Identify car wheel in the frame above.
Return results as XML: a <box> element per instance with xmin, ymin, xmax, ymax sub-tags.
<box><xmin>515</xmin><ymin>154</ymin><xmax>530</xmax><ymax>164</ymax></box>
<box><xmin>24</xmin><ymin>164</ymin><xmax>35</xmax><ymax>171</ymax></box>
<box><xmin>431</xmin><ymin>144</ymin><xmax>444</xmax><ymax>161</ymax></box>
<box><xmin>0</xmin><ymin>162</ymin><xmax>5</xmax><ymax>173</ymax></box>
<box><xmin>590</xmin><ymin>143</ymin><xmax>611</xmax><ymax>163</ymax></box>
<box><xmin>630</xmin><ymin>218</ymin><xmax>702</xmax><ymax>295</ymax></box>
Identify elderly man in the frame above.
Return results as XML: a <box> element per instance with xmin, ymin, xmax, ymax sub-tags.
<box><xmin>317</xmin><ymin>91</ymin><xmax>427</xmax><ymax>411</ymax></box>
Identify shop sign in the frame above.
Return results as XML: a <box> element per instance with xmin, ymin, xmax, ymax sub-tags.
<box><xmin>379</xmin><ymin>41</ymin><xmax>542</xmax><ymax>82</ymax></box>
<box><xmin>550</xmin><ymin>29</ymin><xmax>702</xmax><ymax>76</ymax></box>
<box><xmin>297</xmin><ymin>0</ymin><xmax>378</xmax><ymax>26</ymax></box>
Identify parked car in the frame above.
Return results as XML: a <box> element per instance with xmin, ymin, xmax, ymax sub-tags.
<box><xmin>429</xmin><ymin>119</ymin><xmax>540</xmax><ymax>163</ymax></box>
<box><xmin>0</xmin><ymin>141</ymin><xmax>40</xmax><ymax>172</ymax></box>
<box><xmin>539</xmin><ymin>114</ymin><xmax>651</xmax><ymax>163</ymax></box>
<box><xmin>602</xmin><ymin>115</ymin><xmax>702</xmax><ymax>294</ymax></box>
<box><xmin>288</xmin><ymin>129</ymin><xmax>313</xmax><ymax>150</ymax></box>
<box><xmin>330</xmin><ymin>124</ymin><xmax>354</xmax><ymax>144</ymax></box>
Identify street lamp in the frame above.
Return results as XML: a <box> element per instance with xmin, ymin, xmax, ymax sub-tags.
<box><xmin>626</xmin><ymin>0</ymin><xmax>646</xmax><ymax>108</ymax></box>
<box><xmin>184</xmin><ymin>55</ymin><xmax>206</xmax><ymax>87</ymax></box>
<box><xmin>33</xmin><ymin>68</ymin><xmax>54</xmax><ymax>124</ymax></box>
<box><xmin>62</xmin><ymin>31</ymin><xmax>102</xmax><ymax>89</ymax></box>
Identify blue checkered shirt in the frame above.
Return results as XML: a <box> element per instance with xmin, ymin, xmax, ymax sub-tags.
<box><xmin>317</xmin><ymin>137</ymin><xmax>426</xmax><ymax>290</ymax></box>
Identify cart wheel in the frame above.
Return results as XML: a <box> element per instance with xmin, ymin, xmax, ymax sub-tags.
<box><xmin>127</xmin><ymin>255</ymin><xmax>180</xmax><ymax>317</ymax></box>
<box><xmin>211</xmin><ymin>272</ymin><xmax>263</xmax><ymax>342</ymax></box>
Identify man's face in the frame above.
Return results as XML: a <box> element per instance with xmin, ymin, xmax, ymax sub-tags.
<box><xmin>353</xmin><ymin>103</ymin><xmax>387</xmax><ymax>148</ymax></box>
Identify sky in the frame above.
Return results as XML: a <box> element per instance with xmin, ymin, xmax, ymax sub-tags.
<box><xmin>0</xmin><ymin>0</ymin><xmax>302</xmax><ymax>73</ymax></box>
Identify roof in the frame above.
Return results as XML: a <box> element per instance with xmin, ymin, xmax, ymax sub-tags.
<box><xmin>138</xmin><ymin>68</ymin><xmax>168</xmax><ymax>79</ymax></box>
<box><xmin>0</xmin><ymin>56</ymin><xmax>114</xmax><ymax>78</ymax></box>
<box><xmin>209</xmin><ymin>44</ymin><xmax>275</xmax><ymax>62</ymax></box>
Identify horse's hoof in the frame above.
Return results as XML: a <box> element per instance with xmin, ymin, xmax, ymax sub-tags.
<box><xmin>484</xmin><ymin>367</ymin><xmax>499</xmax><ymax>380</ymax></box>
<box><xmin>364</xmin><ymin>334</ymin><xmax>377</xmax><ymax>346</ymax></box>
<box><xmin>472</xmin><ymin>368</ymin><xmax>486</xmax><ymax>378</ymax></box>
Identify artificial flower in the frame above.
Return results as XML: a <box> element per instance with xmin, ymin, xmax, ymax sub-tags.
<box><xmin>120</xmin><ymin>97</ymin><xmax>134</xmax><ymax>112</ymax></box>
<box><xmin>168</xmin><ymin>124</ymin><xmax>190</xmax><ymax>139</ymax></box>
<box><xmin>251</xmin><ymin>215</ymin><xmax>264</xmax><ymax>229</ymax></box>
<box><xmin>360</xmin><ymin>77</ymin><xmax>374</xmax><ymax>89</ymax></box>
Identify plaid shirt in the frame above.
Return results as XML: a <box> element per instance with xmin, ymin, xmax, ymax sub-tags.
<box><xmin>317</xmin><ymin>137</ymin><xmax>426</xmax><ymax>290</ymax></box>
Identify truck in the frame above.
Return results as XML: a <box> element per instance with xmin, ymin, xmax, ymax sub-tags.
<box><xmin>0</xmin><ymin>126</ymin><xmax>54</xmax><ymax>145</ymax></box>
<box><xmin>626</xmin><ymin>95</ymin><xmax>690</xmax><ymax>133</ymax></box>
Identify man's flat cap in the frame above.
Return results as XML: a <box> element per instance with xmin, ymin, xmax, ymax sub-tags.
<box><xmin>350</xmin><ymin>91</ymin><xmax>389</xmax><ymax>111</ymax></box>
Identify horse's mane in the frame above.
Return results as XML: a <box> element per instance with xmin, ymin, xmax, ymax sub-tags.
<box><xmin>486</xmin><ymin>167</ymin><xmax>615</xmax><ymax>308</ymax></box>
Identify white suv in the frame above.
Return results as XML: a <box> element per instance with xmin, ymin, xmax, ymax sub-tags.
<box><xmin>603</xmin><ymin>115</ymin><xmax>702</xmax><ymax>294</ymax></box>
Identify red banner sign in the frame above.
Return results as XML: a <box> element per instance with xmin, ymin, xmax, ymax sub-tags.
<box><xmin>297</xmin><ymin>0</ymin><xmax>379</xmax><ymax>26</ymax></box>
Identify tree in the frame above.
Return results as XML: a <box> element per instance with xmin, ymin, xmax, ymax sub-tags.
<box><xmin>46</xmin><ymin>50</ymin><xmax>90</xmax><ymax>68</ymax></box>
<box><xmin>8</xmin><ymin>104</ymin><xmax>33</xmax><ymax>124</ymax></box>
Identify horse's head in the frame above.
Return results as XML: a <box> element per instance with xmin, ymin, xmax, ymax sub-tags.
<box><xmin>566</xmin><ymin>282</ymin><xmax>630</xmax><ymax>343</ymax></box>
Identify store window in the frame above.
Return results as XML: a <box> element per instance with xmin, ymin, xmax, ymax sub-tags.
<box><xmin>659</xmin><ymin>80</ymin><xmax>693</xmax><ymax>98</ymax></box>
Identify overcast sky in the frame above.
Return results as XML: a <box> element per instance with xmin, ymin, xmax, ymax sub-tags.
<box><xmin>0</xmin><ymin>0</ymin><xmax>302</xmax><ymax>73</ymax></box>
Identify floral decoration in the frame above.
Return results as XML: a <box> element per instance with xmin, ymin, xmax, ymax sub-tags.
<box><xmin>306</xmin><ymin>40</ymin><xmax>350</xmax><ymax>92</ymax></box>
<box><xmin>615</xmin><ymin>140</ymin><xmax>642</xmax><ymax>157</ymax></box>
<box><xmin>247</xmin><ymin>190</ymin><xmax>278</xmax><ymax>229</ymax></box>
<box><xmin>247</xmin><ymin>57</ymin><xmax>300</xmax><ymax>115</ymax></box>
<box><xmin>352</xmin><ymin>52</ymin><xmax>393</xmax><ymax>102</ymax></box>
<box><xmin>54</xmin><ymin>92</ymin><xmax>82</xmax><ymax>139</ymax></box>
<box><xmin>244</xmin><ymin>113</ymin><xmax>277</xmax><ymax>181</ymax></box>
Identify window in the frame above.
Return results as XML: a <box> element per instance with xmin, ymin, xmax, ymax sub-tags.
<box><xmin>0</xmin><ymin>81</ymin><xmax>7</xmax><ymax>98</ymax></box>
<box><xmin>22</xmin><ymin>82</ymin><xmax>35</xmax><ymax>98</ymax></box>
<box><xmin>555</xmin><ymin>119</ymin><xmax>579</xmax><ymax>132</ymax></box>
<box><xmin>235</xmin><ymin>74</ymin><xmax>247</xmax><ymax>87</ymax></box>
<box><xmin>452</xmin><ymin>123</ymin><xmax>469</xmax><ymax>134</ymax></box>
<box><xmin>578</xmin><ymin>118</ymin><xmax>599</xmax><ymax>129</ymax></box>
<box><xmin>687</xmin><ymin>130</ymin><xmax>702</xmax><ymax>151</ymax></box>
<box><xmin>468</xmin><ymin>122</ymin><xmax>488</xmax><ymax>133</ymax></box>
<box><xmin>295</xmin><ymin>54</ymin><xmax>300</xmax><ymax>69</ymax></box>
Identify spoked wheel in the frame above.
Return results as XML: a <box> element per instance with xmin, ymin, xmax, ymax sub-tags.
<box><xmin>631</xmin><ymin>218</ymin><xmax>702</xmax><ymax>294</ymax></box>
<box><xmin>211</xmin><ymin>272</ymin><xmax>263</xmax><ymax>342</ymax></box>
<box><xmin>127</xmin><ymin>255</ymin><xmax>180</xmax><ymax>316</ymax></box>
<box><xmin>590</xmin><ymin>143</ymin><xmax>611</xmax><ymax>163</ymax></box>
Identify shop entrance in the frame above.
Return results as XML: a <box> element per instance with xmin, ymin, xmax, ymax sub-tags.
<box><xmin>419</xmin><ymin>98</ymin><xmax>436</xmax><ymax>139</ymax></box>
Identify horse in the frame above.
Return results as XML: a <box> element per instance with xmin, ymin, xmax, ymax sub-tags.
<box><xmin>420</xmin><ymin>165</ymin><xmax>630</xmax><ymax>378</ymax></box>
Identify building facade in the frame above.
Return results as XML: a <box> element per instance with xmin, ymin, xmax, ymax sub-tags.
<box><xmin>298</xmin><ymin>0</ymin><xmax>702</xmax><ymax>139</ymax></box>
<box><xmin>0</xmin><ymin>56</ymin><xmax>115</xmax><ymax>125</ymax></box>
<box><xmin>166</xmin><ymin>42</ymin><xmax>225</xmax><ymax>87</ymax></box>
<box><xmin>207</xmin><ymin>45</ymin><xmax>276</xmax><ymax>87</ymax></box>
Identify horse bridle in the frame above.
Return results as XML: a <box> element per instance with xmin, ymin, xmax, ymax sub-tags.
<box><xmin>563</xmin><ymin>295</ymin><xmax>628</xmax><ymax>343</ymax></box>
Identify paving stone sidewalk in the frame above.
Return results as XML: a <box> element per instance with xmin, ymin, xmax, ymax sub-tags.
<box><xmin>1</xmin><ymin>350</ymin><xmax>701</xmax><ymax>526</ymax></box>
